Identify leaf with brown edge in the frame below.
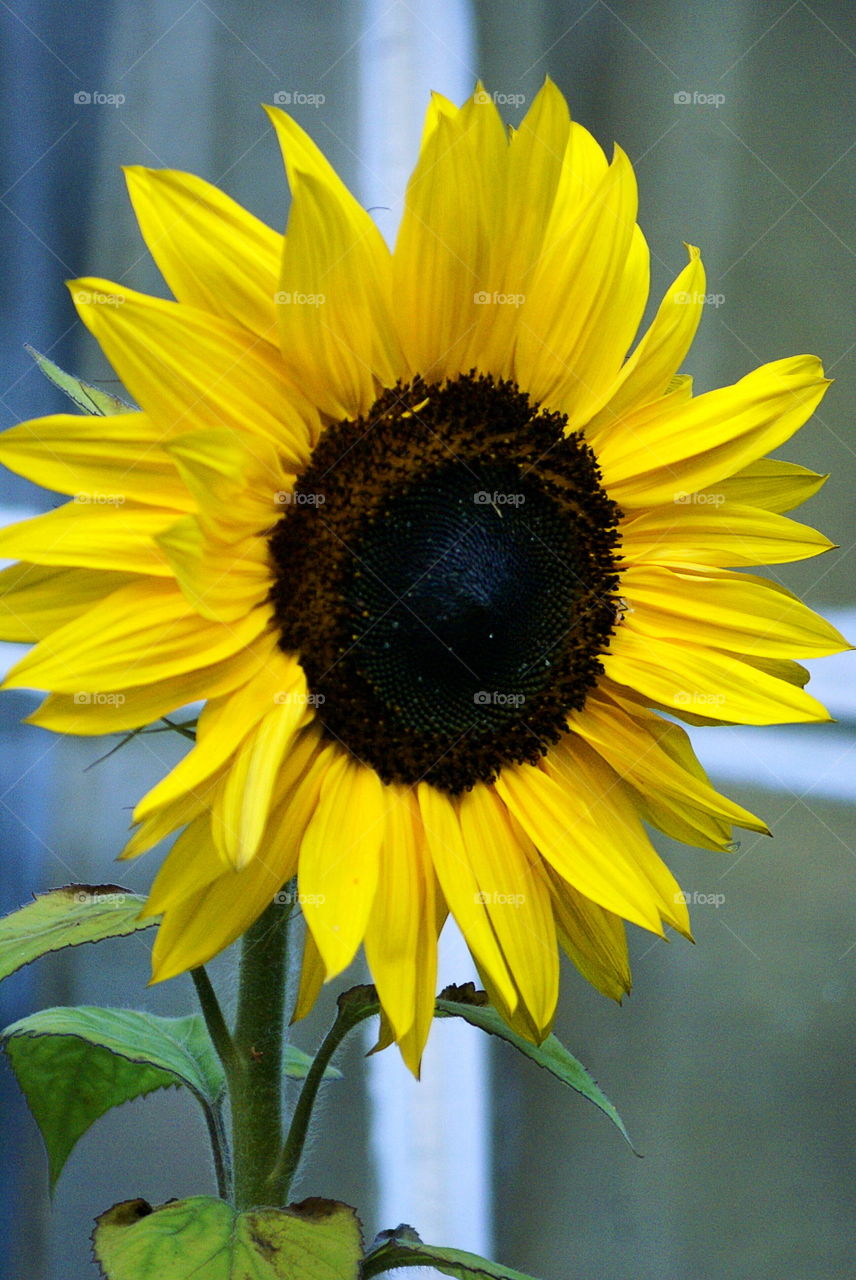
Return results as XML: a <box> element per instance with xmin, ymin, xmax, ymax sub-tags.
<box><xmin>0</xmin><ymin>886</ymin><xmax>155</xmax><ymax>984</ymax></box>
<box><xmin>92</xmin><ymin>1195</ymin><xmax>363</xmax><ymax>1279</ymax></box>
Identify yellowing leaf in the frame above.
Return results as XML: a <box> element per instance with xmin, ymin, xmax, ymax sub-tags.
<box><xmin>92</xmin><ymin>1196</ymin><xmax>363</xmax><ymax>1280</ymax></box>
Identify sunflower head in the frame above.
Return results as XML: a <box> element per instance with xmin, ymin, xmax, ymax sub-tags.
<box><xmin>0</xmin><ymin>80</ymin><xmax>847</xmax><ymax>1072</ymax></box>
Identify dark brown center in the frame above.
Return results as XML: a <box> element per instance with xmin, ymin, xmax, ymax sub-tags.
<box><xmin>269</xmin><ymin>373</ymin><xmax>621</xmax><ymax>792</ymax></box>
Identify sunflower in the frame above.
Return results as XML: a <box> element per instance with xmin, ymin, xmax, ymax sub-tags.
<box><xmin>0</xmin><ymin>81</ymin><xmax>846</xmax><ymax>1071</ymax></box>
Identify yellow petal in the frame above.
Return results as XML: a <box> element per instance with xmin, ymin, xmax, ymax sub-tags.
<box><xmin>417</xmin><ymin>781</ymin><xmax>518</xmax><ymax>1013</ymax></box>
<box><xmin>621</xmin><ymin>564</ymin><xmax>850</xmax><ymax>658</ymax></box>
<box><xmin>0</xmin><ymin>563</ymin><xmax>132</xmax><ymax>641</ymax></box>
<box><xmin>543</xmin><ymin>738</ymin><xmax>691</xmax><ymax>936</ymax></box>
<box><xmin>4</xmin><ymin>578</ymin><xmax>267</xmax><ymax>693</ymax></box>
<box><xmin>214</xmin><ymin>682</ymin><xmax>314</xmax><ymax>869</ymax></box>
<box><xmin>741</xmin><ymin>654</ymin><xmax>811</xmax><ymax>687</ymax></box>
<box><xmin>604</xmin><ymin>626</ymin><xmax>832</xmax><ymax>724</ymax></box>
<box><xmin>473</xmin><ymin>961</ymin><xmax>546</xmax><ymax>1045</ymax></box>
<box><xmin>458</xmin><ymin>785</ymin><xmax>558</xmax><ymax>1038</ymax></box>
<box><xmin>293</xmin><ymin>923</ymin><xmax>326</xmax><ymax>1023</ymax></box>
<box><xmin>599</xmin><ymin>355</ymin><xmax>830</xmax><ymax>506</ymax></box>
<box><xmin>157</xmin><ymin>515</ymin><xmax>271</xmax><ymax>622</ymax></box>
<box><xmin>150</xmin><ymin>836</ymin><xmax>299</xmax><ymax>982</ymax></box>
<box><xmin>124</xmin><ymin>165</ymin><xmax>281</xmax><ymax>339</ymax></box>
<box><xmin>0</xmin><ymin>502</ymin><xmax>177</xmax><ymax>575</ymax></box>
<box><xmin>0</xmin><ymin>412</ymin><xmax>192</xmax><ymax>510</ymax></box>
<box><xmin>547</xmin><ymin>115</ymin><xmax>609</xmax><ymax>214</ymax></box>
<box><xmin>256</xmin><ymin>726</ymin><xmax>330</xmax><ymax>871</ymax></box>
<box><xmin>593</xmin><ymin>688</ymin><xmax>741</xmax><ymax>843</ymax></box>
<box><xmin>620</xmin><ymin>500</ymin><xmax>835</xmax><ymax>566</ymax></box>
<box><xmin>494</xmin><ymin>760</ymin><xmax>667</xmax><ymax>935</ymax></box>
<box><xmin>514</xmin><ymin>145</ymin><xmax>641</xmax><ymax>414</ymax></box>
<box><xmin>540</xmin><ymin>863</ymin><xmax>630</xmax><ymax>1001</ymax></box>
<box><xmin>132</xmin><ymin>637</ymin><xmax>295</xmax><ymax>822</ymax></box>
<box><xmin>298</xmin><ymin>752</ymin><xmax>385</xmax><ymax>977</ymax></box>
<box><xmin>146</xmin><ymin>732</ymin><xmax>326</xmax><ymax>937</ymax></box>
<box><xmin>163</xmin><ymin>428</ymin><xmax>288</xmax><ymax>540</ymax></box>
<box><xmin>145</xmin><ymin>726</ymin><xmax>325</xmax><ymax>881</ymax></box>
<box><xmin>265</xmin><ymin>107</ymin><xmax>404</xmax><ymax>418</ymax></box>
<box><xmin>70</xmin><ymin>278</ymin><xmax>316</xmax><ymax>466</ymax></box>
<box><xmin>554</xmin><ymin>222</ymin><xmax>649</xmax><ymax>428</ymax></box>
<box><xmin>699</xmin><ymin>457</ymin><xmax>828</xmax><ymax>513</ymax></box>
<box><xmin>365</xmin><ymin>786</ymin><xmax>438</xmax><ymax>1069</ymax></box>
<box><xmin>144</xmin><ymin>814</ymin><xmax>224</xmax><ymax>916</ymax></box>
<box><xmin>586</xmin><ymin>244</ymin><xmax>705</xmax><ymax>441</ymax></box>
<box><xmin>570</xmin><ymin>691</ymin><xmax>767</xmax><ymax>840</ymax></box>
<box><xmin>393</xmin><ymin>94</ymin><xmax>507</xmax><ymax>380</ymax></box>
<box><xmin>634</xmin><ymin>782</ymin><xmax>732</xmax><ymax>850</ymax></box>
<box><xmin>30</xmin><ymin>638</ymin><xmax>261</xmax><ymax>736</ymax></box>
<box><xmin>474</xmin><ymin>79</ymin><xmax>570</xmax><ymax>372</ymax></box>
<box><xmin>129</xmin><ymin>788</ymin><xmax>223</xmax><ymax>866</ymax></box>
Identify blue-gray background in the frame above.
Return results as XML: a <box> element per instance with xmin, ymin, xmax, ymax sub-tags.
<box><xmin>0</xmin><ymin>2</ymin><xmax>854</xmax><ymax>1277</ymax></box>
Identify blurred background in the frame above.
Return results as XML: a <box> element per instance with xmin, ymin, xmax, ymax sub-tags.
<box><xmin>0</xmin><ymin>1</ymin><xmax>854</xmax><ymax>1277</ymax></box>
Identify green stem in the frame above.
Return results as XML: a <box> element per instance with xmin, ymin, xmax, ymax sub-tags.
<box><xmin>201</xmin><ymin>1098</ymin><xmax>232</xmax><ymax>1201</ymax></box>
<box><xmin>273</xmin><ymin>986</ymin><xmax>380</xmax><ymax>1201</ymax></box>
<box><xmin>230</xmin><ymin>898</ymin><xmax>292</xmax><ymax>1210</ymax></box>
<box><xmin>191</xmin><ymin>965</ymin><xmax>237</xmax><ymax>1075</ymax></box>
<box><xmin>190</xmin><ymin>966</ymin><xmax>235</xmax><ymax>1198</ymax></box>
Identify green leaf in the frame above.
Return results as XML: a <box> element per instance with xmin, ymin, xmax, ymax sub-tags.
<box><xmin>436</xmin><ymin>984</ymin><xmax>634</xmax><ymax>1150</ymax></box>
<box><xmin>284</xmin><ymin>1044</ymin><xmax>342</xmax><ymax>1081</ymax></box>
<box><xmin>26</xmin><ymin>344</ymin><xmax>134</xmax><ymax>415</ymax></box>
<box><xmin>1</xmin><ymin>1007</ymin><xmax>224</xmax><ymax>1187</ymax></box>
<box><xmin>0</xmin><ymin>885</ymin><xmax>155</xmax><ymax>984</ymax></box>
<box><xmin>363</xmin><ymin>1228</ymin><xmax>541</xmax><ymax>1280</ymax></box>
<box><xmin>92</xmin><ymin>1195</ymin><xmax>362</xmax><ymax>1280</ymax></box>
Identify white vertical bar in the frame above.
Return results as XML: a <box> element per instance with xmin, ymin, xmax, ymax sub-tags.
<box><xmin>366</xmin><ymin>929</ymin><xmax>492</xmax><ymax>1253</ymax></box>
<box><xmin>356</xmin><ymin>0</ymin><xmax>477</xmax><ymax>240</ymax></box>
<box><xmin>356</xmin><ymin>0</ymin><xmax>493</xmax><ymax>1260</ymax></box>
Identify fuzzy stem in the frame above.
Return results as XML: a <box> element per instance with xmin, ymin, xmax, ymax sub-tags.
<box><xmin>190</xmin><ymin>965</ymin><xmax>236</xmax><ymax>1198</ymax></box>
<box><xmin>229</xmin><ymin>898</ymin><xmax>292</xmax><ymax>1210</ymax></box>
<box><xmin>191</xmin><ymin>964</ymin><xmax>238</xmax><ymax>1075</ymax></box>
<box><xmin>273</xmin><ymin>986</ymin><xmax>380</xmax><ymax>1201</ymax></box>
<box><xmin>201</xmin><ymin>1098</ymin><xmax>232</xmax><ymax>1201</ymax></box>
